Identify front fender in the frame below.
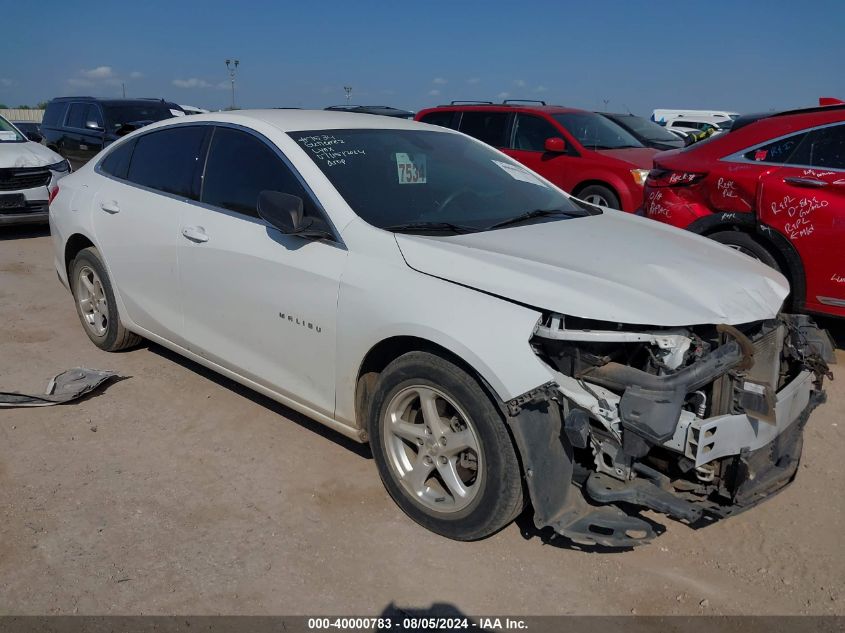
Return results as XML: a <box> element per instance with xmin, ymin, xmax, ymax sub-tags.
<box><xmin>334</xmin><ymin>222</ymin><xmax>554</xmax><ymax>426</ymax></box>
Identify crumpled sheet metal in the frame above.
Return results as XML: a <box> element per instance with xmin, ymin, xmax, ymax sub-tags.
<box><xmin>0</xmin><ymin>368</ymin><xmax>120</xmax><ymax>408</ymax></box>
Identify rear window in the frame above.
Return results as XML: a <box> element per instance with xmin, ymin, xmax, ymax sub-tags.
<box><xmin>42</xmin><ymin>101</ymin><xmax>68</xmax><ymax>128</ymax></box>
<box><xmin>100</xmin><ymin>139</ymin><xmax>136</xmax><ymax>180</ymax></box>
<box><xmin>126</xmin><ymin>126</ymin><xmax>206</xmax><ymax>198</ymax></box>
<box><xmin>458</xmin><ymin>111</ymin><xmax>510</xmax><ymax>147</ymax></box>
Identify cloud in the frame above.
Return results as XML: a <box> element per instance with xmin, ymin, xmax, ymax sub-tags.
<box><xmin>428</xmin><ymin>89</ymin><xmax>441</xmax><ymax>96</ymax></box>
<box><xmin>467</xmin><ymin>77</ymin><xmax>481</xmax><ymax>84</ymax></box>
<box><xmin>497</xmin><ymin>91</ymin><xmax>510</xmax><ymax>100</ymax></box>
<box><xmin>172</xmin><ymin>78</ymin><xmax>213</xmax><ymax>88</ymax></box>
<box><xmin>534</xmin><ymin>85</ymin><xmax>548</xmax><ymax>93</ymax></box>
<box><xmin>432</xmin><ymin>77</ymin><xmax>447</xmax><ymax>85</ymax></box>
<box><xmin>513</xmin><ymin>79</ymin><xmax>526</xmax><ymax>87</ymax></box>
<box><xmin>81</xmin><ymin>66</ymin><xmax>114</xmax><ymax>79</ymax></box>
<box><xmin>129</xmin><ymin>71</ymin><xmax>144</xmax><ymax>79</ymax></box>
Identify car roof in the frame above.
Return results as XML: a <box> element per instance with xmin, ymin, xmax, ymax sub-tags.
<box><xmin>50</xmin><ymin>97</ymin><xmax>177</xmax><ymax>107</ymax></box>
<box><xmin>420</xmin><ymin>102</ymin><xmax>587</xmax><ymax>115</ymax></box>
<box><xmin>145</xmin><ymin>108</ymin><xmax>440</xmax><ymax>133</ymax></box>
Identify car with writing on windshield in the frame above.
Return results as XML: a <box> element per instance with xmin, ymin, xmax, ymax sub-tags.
<box><xmin>42</xmin><ymin>97</ymin><xmax>183</xmax><ymax>170</ymax></box>
<box><xmin>644</xmin><ymin>101</ymin><xmax>845</xmax><ymax>318</ymax></box>
<box><xmin>49</xmin><ymin>110</ymin><xmax>833</xmax><ymax>547</ymax></box>
<box><xmin>416</xmin><ymin>100</ymin><xmax>658</xmax><ymax>211</ymax></box>
<box><xmin>0</xmin><ymin>114</ymin><xmax>69</xmax><ymax>225</ymax></box>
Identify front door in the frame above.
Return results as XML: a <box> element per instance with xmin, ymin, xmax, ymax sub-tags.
<box><xmin>177</xmin><ymin>126</ymin><xmax>347</xmax><ymax>416</ymax></box>
<box><xmin>505</xmin><ymin>113</ymin><xmax>575</xmax><ymax>191</ymax></box>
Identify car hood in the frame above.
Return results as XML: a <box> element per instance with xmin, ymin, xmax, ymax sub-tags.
<box><xmin>591</xmin><ymin>147</ymin><xmax>658</xmax><ymax>168</ymax></box>
<box><xmin>394</xmin><ymin>211</ymin><xmax>788</xmax><ymax>326</ymax></box>
<box><xmin>0</xmin><ymin>141</ymin><xmax>63</xmax><ymax>169</ymax></box>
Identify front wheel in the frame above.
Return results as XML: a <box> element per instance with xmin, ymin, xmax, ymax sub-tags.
<box><xmin>576</xmin><ymin>184</ymin><xmax>620</xmax><ymax>209</ymax></box>
<box><xmin>368</xmin><ymin>351</ymin><xmax>524</xmax><ymax>541</ymax></box>
<box><xmin>70</xmin><ymin>247</ymin><xmax>141</xmax><ymax>351</ymax></box>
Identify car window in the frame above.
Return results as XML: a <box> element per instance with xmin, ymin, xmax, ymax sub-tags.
<box><xmin>743</xmin><ymin>131</ymin><xmax>810</xmax><ymax>164</ymax></box>
<box><xmin>512</xmin><ymin>114</ymin><xmax>562</xmax><ymax>151</ymax></box>
<box><xmin>43</xmin><ymin>102</ymin><xmax>68</xmax><ymax>128</ymax></box>
<box><xmin>552</xmin><ymin>112</ymin><xmax>643</xmax><ymax>149</ymax></box>
<box><xmin>201</xmin><ymin>127</ymin><xmax>312</xmax><ymax>218</ymax></box>
<box><xmin>86</xmin><ymin>105</ymin><xmax>104</xmax><ymax>129</ymax></box>
<box><xmin>126</xmin><ymin>126</ymin><xmax>206</xmax><ymax>198</ymax></box>
<box><xmin>66</xmin><ymin>103</ymin><xmax>88</xmax><ymax>129</ymax></box>
<box><xmin>104</xmin><ymin>104</ymin><xmax>175</xmax><ymax>133</ymax></box>
<box><xmin>458</xmin><ymin>112</ymin><xmax>510</xmax><ymax>147</ymax></box>
<box><xmin>100</xmin><ymin>139</ymin><xmax>136</xmax><ymax>180</ymax></box>
<box><xmin>615</xmin><ymin>116</ymin><xmax>680</xmax><ymax>142</ymax></box>
<box><xmin>802</xmin><ymin>124</ymin><xmax>845</xmax><ymax>169</ymax></box>
<box><xmin>419</xmin><ymin>111</ymin><xmax>457</xmax><ymax>129</ymax></box>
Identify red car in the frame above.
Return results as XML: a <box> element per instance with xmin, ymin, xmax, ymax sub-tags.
<box><xmin>416</xmin><ymin>101</ymin><xmax>657</xmax><ymax>211</ymax></box>
<box><xmin>644</xmin><ymin>103</ymin><xmax>845</xmax><ymax>318</ymax></box>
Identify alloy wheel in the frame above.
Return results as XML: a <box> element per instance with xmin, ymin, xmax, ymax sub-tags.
<box><xmin>76</xmin><ymin>265</ymin><xmax>109</xmax><ymax>338</ymax></box>
<box><xmin>382</xmin><ymin>385</ymin><xmax>482</xmax><ymax>513</ymax></box>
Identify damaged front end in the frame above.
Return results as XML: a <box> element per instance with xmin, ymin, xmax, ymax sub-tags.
<box><xmin>507</xmin><ymin>313</ymin><xmax>835</xmax><ymax>548</ymax></box>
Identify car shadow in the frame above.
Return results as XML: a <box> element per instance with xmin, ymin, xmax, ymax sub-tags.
<box><xmin>145</xmin><ymin>342</ymin><xmax>372</xmax><ymax>459</ymax></box>
<box><xmin>816</xmin><ymin>316</ymin><xmax>845</xmax><ymax>350</ymax></box>
<box><xmin>0</xmin><ymin>224</ymin><xmax>50</xmax><ymax>240</ymax></box>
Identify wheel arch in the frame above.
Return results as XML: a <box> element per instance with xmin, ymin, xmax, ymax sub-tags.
<box><xmin>64</xmin><ymin>233</ymin><xmax>96</xmax><ymax>278</ymax></box>
<box><xmin>354</xmin><ymin>335</ymin><xmax>505</xmax><ymax>432</ymax></box>
<box><xmin>689</xmin><ymin>213</ymin><xmax>807</xmax><ymax>311</ymax></box>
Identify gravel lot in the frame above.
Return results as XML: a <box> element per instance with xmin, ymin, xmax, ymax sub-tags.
<box><xmin>1</xmin><ymin>226</ymin><xmax>843</xmax><ymax>616</ymax></box>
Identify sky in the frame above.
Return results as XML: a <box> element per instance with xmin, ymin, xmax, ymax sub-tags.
<box><xmin>2</xmin><ymin>0</ymin><xmax>843</xmax><ymax>116</ymax></box>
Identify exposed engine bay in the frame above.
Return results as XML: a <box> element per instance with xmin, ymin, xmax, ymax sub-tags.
<box><xmin>506</xmin><ymin>312</ymin><xmax>835</xmax><ymax>548</ymax></box>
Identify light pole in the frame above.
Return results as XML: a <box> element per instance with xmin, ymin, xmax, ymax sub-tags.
<box><xmin>344</xmin><ymin>85</ymin><xmax>352</xmax><ymax>105</ymax></box>
<box><xmin>226</xmin><ymin>59</ymin><xmax>240</xmax><ymax>110</ymax></box>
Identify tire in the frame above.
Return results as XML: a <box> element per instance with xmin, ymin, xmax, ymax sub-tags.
<box><xmin>368</xmin><ymin>351</ymin><xmax>524</xmax><ymax>541</ymax></box>
<box><xmin>576</xmin><ymin>184</ymin><xmax>620</xmax><ymax>210</ymax></box>
<box><xmin>708</xmin><ymin>231</ymin><xmax>781</xmax><ymax>271</ymax></box>
<box><xmin>70</xmin><ymin>247</ymin><xmax>141</xmax><ymax>351</ymax></box>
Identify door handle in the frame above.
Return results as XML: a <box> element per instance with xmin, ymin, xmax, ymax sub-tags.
<box><xmin>99</xmin><ymin>200</ymin><xmax>120</xmax><ymax>214</ymax></box>
<box><xmin>181</xmin><ymin>226</ymin><xmax>209</xmax><ymax>243</ymax></box>
<box><xmin>783</xmin><ymin>176</ymin><xmax>828</xmax><ymax>188</ymax></box>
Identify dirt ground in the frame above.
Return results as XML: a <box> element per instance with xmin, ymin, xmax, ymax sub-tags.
<box><xmin>0</xmin><ymin>226</ymin><xmax>842</xmax><ymax>616</ymax></box>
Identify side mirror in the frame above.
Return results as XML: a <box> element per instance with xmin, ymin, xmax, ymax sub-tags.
<box><xmin>24</xmin><ymin>132</ymin><xmax>43</xmax><ymax>143</ymax></box>
<box><xmin>257</xmin><ymin>190</ymin><xmax>332</xmax><ymax>240</ymax></box>
<box><xmin>544</xmin><ymin>137</ymin><xmax>566</xmax><ymax>153</ymax></box>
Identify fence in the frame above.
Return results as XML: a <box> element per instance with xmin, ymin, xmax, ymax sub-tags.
<box><xmin>1</xmin><ymin>109</ymin><xmax>44</xmax><ymax>122</ymax></box>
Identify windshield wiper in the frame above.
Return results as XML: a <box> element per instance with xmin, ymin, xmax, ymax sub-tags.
<box><xmin>486</xmin><ymin>208</ymin><xmax>584</xmax><ymax>230</ymax></box>
<box><xmin>383</xmin><ymin>221</ymin><xmax>480</xmax><ymax>235</ymax></box>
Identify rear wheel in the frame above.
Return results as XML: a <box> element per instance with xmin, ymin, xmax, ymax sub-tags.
<box><xmin>708</xmin><ymin>231</ymin><xmax>780</xmax><ymax>271</ymax></box>
<box><xmin>70</xmin><ymin>247</ymin><xmax>141</xmax><ymax>351</ymax></box>
<box><xmin>576</xmin><ymin>184</ymin><xmax>620</xmax><ymax>210</ymax></box>
<box><xmin>368</xmin><ymin>351</ymin><xmax>524</xmax><ymax>541</ymax></box>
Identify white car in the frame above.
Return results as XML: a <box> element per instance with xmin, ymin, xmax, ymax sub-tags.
<box><xmin>49</xmin><ymin>110</ymin><xmax>834</xmax><ymax>547</ymax></box>
<box><xmin>0</xmin><ymin>114</ymin><xmax>70</xmax><ymax>225</ymax></box>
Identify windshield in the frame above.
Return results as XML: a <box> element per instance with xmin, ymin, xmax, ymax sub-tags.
<box><xmin>292</xmin><ymin>129</ymin><xmax>591</xmax><ymax>232</ymax></box>
<box><xmin>553</xmin><ymin>112</ymin><xmax>644</xmax><ymax>149</ymax></box>
<box><xmin>615</xmin><ymin>115</ymin><xmax>681</xmax><ymax>142</ymax></box>
<box><xmin>0</xmin><ymin>116</ymin><xmax>25</xmax><ymax>143</ymax></box>
<box><xmin>104</xmin><ymin>104</ymin><xmax>174</xmax><ymax>131</ymax></box>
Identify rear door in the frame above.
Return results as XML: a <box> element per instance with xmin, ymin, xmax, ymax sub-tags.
<box><xmin>177</xmin><ymin>125</ymin><xmax>346</xmax><ymax>415</ymax></box>
<box><xmin>505</xmin><ymin>113</ymin><xmax>577</xmax><ymax>191</ymax></box>
<box><xmin>757</xmin><ymin>123</ymin><xmax>845</xmax><ymax>314</ymax></box>
<box><xmin>92</xmin><ymin>125</ymin><xmax>208</xmax><ymax>343</ymax></box>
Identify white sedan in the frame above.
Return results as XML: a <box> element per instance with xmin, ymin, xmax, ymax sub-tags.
<box><xmin>49</xmin><ymin>110</ymin><xmax>833</xmax><ymax>547</ymax></box>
